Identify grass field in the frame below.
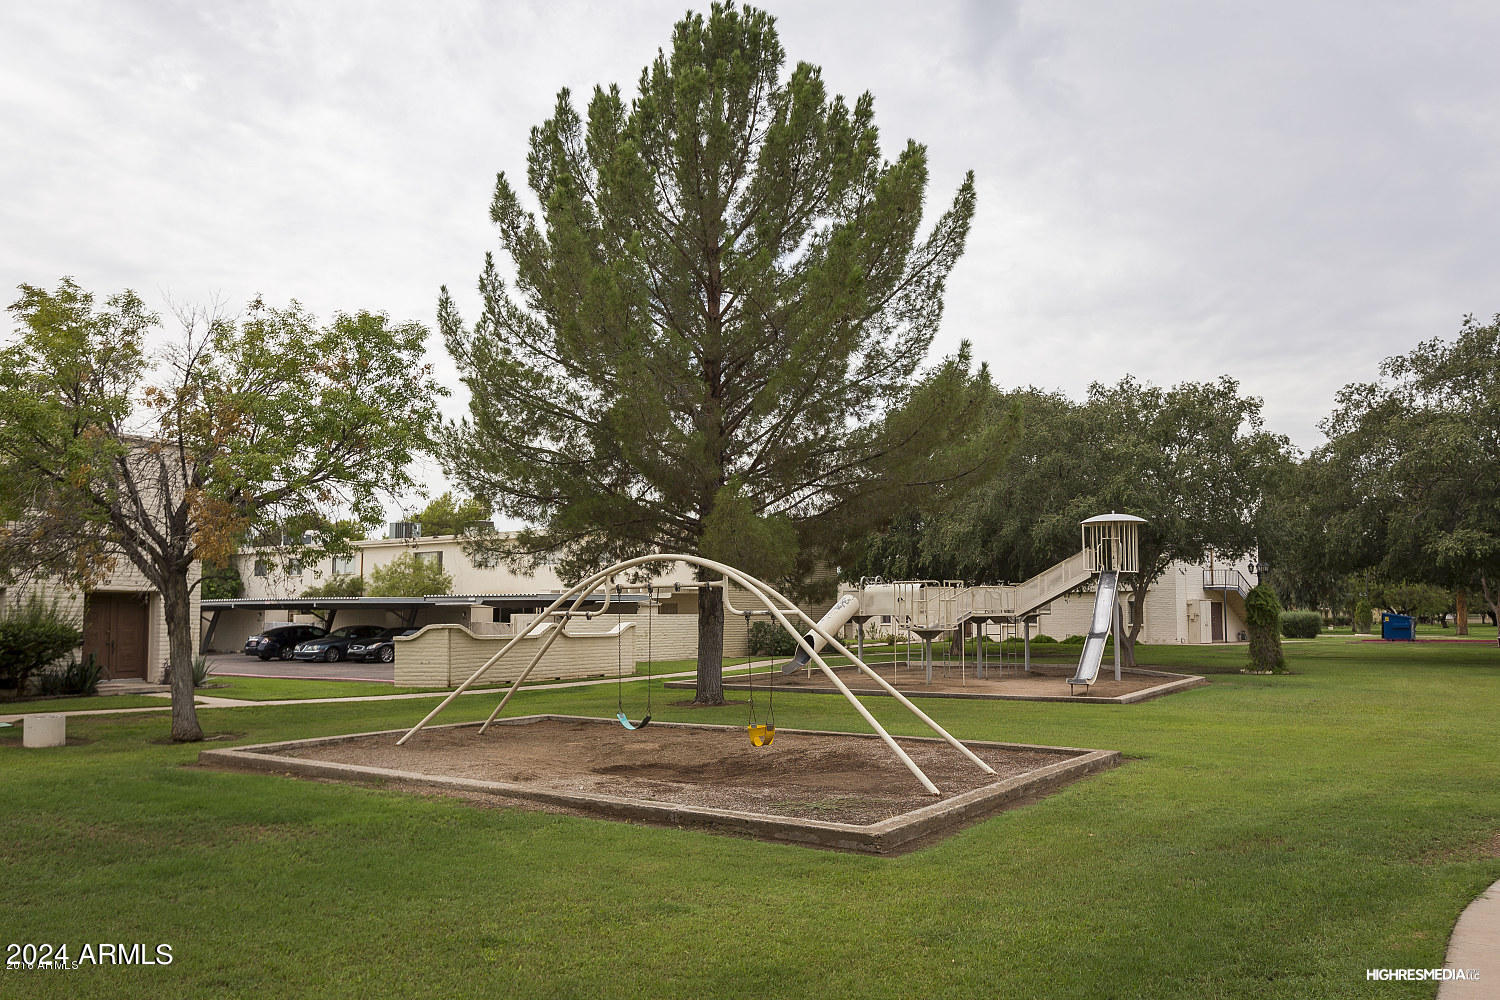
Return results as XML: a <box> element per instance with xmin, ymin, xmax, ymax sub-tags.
<box><xmin>0</xmin><ymin>694</ymin><xmax>175</xmax><ymax>715</ymax></box>
<box><xmin>198</xmin><ymin>677</ymin><xmax>444</xmax><ymax>701</ymax></box>
<box><xmin>2</xmin><ymin>639</ymin><xmax>1496</xmax><ymax>998</ymax></box>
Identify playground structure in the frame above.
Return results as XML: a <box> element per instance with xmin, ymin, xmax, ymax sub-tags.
<box><xmin>400</xmin><ymin>552</ymin><xmax>1006</xmax><ymax>795</ymax></box>
<box><xmin>788</xmin><ymin>514</ymin><xmax>1145</xmax><ymax>694</ymax></box>
<box><xmin>398</xmin><ymin>515</ymin><xmax>1143</xmax><ymax>795</ymax></box>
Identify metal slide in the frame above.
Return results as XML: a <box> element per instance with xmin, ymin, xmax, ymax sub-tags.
<box><xmin>1069</xmin><ymin>571</ymin><xmax>1119</xmax><ymax>689</ymax></box>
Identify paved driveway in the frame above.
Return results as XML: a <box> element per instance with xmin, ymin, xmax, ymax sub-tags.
<box><xmin>205</xmin><ymin>652</ymin><xmax>395</xmax><ymax>683</ymax></box>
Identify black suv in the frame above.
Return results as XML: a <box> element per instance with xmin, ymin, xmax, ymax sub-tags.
<box><xmin>243</xmin><ymin>625</ymin><xmax>328</xmax><ymax>661</ymax></box>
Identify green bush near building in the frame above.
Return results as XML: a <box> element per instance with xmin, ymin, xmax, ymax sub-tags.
<box><xmin>1280</xmin><ymin>610</ymin><xmax>1322</xmax><ymax>639</ymax></box>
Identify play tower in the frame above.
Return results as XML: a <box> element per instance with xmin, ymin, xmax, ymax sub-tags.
<box><xmin>783</xmin><ymin>513</ymin><xmax>1146</xmax><ymax>694</ymax></box>
<box><xmin>1070</xmin><ymin>512</ymin><xmax>1145</xmax><ymax>691</ymax></box>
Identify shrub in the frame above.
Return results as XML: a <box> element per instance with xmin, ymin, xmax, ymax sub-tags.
<box><xmin>367</xmin><ymin>553</ymin><xmax>451</xmax><ymax>597</ymax></box>
<box><xmin>1353</xmin><ymin>599</ymin><xmax>1372</xmax><ymax>635</ymax></box>
<box><xmin>192</xmin><ymin>655</ymin><xmax>211</xmax><ymax>688</ymax></box>
<box><xmin>1245</xmin><ymin>584</ymin><xmax>1287</xmax><ymax>672</ymax></box>
<box><xmin>1060</xmin><ymin>634</ymin><xmax>1087</xmax><ymax>645</ymax></box>
<box><xmin>35</xmin><ymin>653</ymin><xmax>103</xmax><ymax>697</ymax></box>
<box><xmin>0</xmin><ymin>594</ymin><xmax>84</xmax><ymax>698</ymax></box>
<box><xmin>303</xmin><ymin>574</ymin><xmax>365</xmax><ymax>599</ymax></box>
<box><xmin>1280</xmin><ymin>611</ymin><xmax>1322</xmax><ymax>639</ymax></box>
<box><xmin>201</xmin><ymin>561</ymin><xmax>244</xmax><ymax>600</ymax></box>
<box><xmin>747</xmin><ymin>620</ymin><xmax>796</xmax><ymax>657</ymax></box>
<box><xmin>1028</xmin><ymin>634</ymin><xmax>1059</xmax><ymax>644</ymax></box>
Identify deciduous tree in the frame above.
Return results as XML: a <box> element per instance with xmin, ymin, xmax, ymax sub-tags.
<box><xmin>415</xmin><ymin>491</ymin><xmax>492</xmax><ymax>538</ymax></box>
<box><xmin>847</xmin><ymin>377</ymin><xmax>1288</xmax><ymax>664</ymax></box>
<box><xmin>1318</xmin><ymin>314</ymin><xmax>1500</xmax><ymax>643</ymax></box>
<box><xmin>367</xmin><ymin>552</ymin><xmax>454</xmax><ymax>598</ymax></box>
<box><xmin>0</xmin><ymin>280</ymin><xmax>443</xmax><ymax>739</ymax></box>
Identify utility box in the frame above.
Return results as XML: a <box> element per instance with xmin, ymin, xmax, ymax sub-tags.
<box><xmin>23</xmin><ymin>714</ymin><xmax>66</xmax><ymax>747</ymax></box>
<box><xmin>1381</xmin><ymin>613</ymin><xmax>1414</xmax><ymax>641</ymax></box>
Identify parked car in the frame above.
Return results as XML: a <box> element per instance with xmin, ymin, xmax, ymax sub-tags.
<box><xmin>291</xmin><ymin>624</ymin><xmax>390</xmax><ymax>663</ymax></box>
<box><xmin>243</xmin><ymin>625</ymin><xmax>328</xmax><ymax>661</ymax></box>
<box><xmin>347</xmin><ymin>627</ymin><xmax>419</xmax><ymax>663</ymax></box>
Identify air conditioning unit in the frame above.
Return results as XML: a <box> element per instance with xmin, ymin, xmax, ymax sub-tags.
<box><xmin>388</xmin><ymin>521</ymin><xmax>422</xmax><ymax>540</ymax></box>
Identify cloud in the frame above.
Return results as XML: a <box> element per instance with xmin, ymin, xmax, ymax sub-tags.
<box><xmin>3</xmin><ymin>0</ymin><xmax>1497</xmax><ymax>507</ymax></box>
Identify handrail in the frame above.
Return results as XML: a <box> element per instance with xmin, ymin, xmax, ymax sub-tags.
<box><xmin>1202</xmin><ymin>569</ymin><xmax>1250</xmax><ymax>597</ymax></box>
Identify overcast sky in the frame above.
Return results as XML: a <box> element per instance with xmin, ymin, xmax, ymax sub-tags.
<box><xmin>3</xmin><ymin>0</ymin><xmax>1496</xmax><ymax>515</ymax></box>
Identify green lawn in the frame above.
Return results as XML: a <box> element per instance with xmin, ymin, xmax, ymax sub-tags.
<box><xmin>2</xmin><ymin>640</ymin><xmax>1496</xmax><ymax>998</ymax></box>
<box><xmin>199</xmin><ymin>660</ymin><xmax>761</xmax><ymax>700</ymax></box>
<box><xmin>637</xmin><ymin>655</ymin><xmax>759</xmax><ymax>676</ymax></box>
<box><xmin>0</xmin><ymin>694</ymin><xmax>173</xmax><ymax>714</ymax></box>
<box><xmin>1414</xmin><ymin>621</ymin><xmax>1496</xmax><ymax>640</ymax></box>
<box><xmin>198</xmin><ymin>677</ymin><xmax>445</xmax><ymax>701</ymax></box>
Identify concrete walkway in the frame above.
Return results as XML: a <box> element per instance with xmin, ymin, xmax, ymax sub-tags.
<box><xmin>0</xmin><ymin>661</ymin><xmax>778</xmax><ymax>724</ymax></box>
<box><xmin>1438</xmin><ymin>877</ymin><xmax>1500</xmax><ymax>998</ymax></box>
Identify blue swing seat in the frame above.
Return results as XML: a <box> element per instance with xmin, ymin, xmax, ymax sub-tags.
<box><xmin>616</xmin><ymin>712</ymin><xmax>652</xmax><ymax>731</ymax></box>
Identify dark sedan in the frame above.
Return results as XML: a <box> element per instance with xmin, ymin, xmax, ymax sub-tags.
<box><xmin>243</xmin><ymin>624</ymin><xmax>328</xmax><ymax>661</ymax></box>
<box><xmin>290</xmin><ymin>624</ymin><xmax>390</xmax><ymax>663</ymax></box>
<box><xmin>347</xmin><ymin>627</ymin><xmax>419</xmax><ymax>663</ymax></box>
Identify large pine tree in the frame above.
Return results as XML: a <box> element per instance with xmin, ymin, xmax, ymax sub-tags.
<box><xmin>441</xmin><ymin>2</ymin><xmax>993</xmax><ymax>702</ymax></box>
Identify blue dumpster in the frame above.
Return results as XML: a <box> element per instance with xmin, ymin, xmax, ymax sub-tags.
<box><xmin>1381</xmin><ymin>613</ymin><xmax>1414</xmax><ymax>641</ymax></box>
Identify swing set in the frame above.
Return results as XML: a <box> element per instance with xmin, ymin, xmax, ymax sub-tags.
<box><xmin>399</xmin><ymin>553</ymin><xmax>998</xmax><ymax>795</ymax></box>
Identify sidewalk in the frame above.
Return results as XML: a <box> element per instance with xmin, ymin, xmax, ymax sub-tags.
<box><xmin>1438</xmin><ymin>877</ymin><xmax>1499</xmax><ymax>999</ymax></box>
<box><xmin>0</xmin><ymin>660</ymin><xmax>780</xmax><ymax>723</ymax></box>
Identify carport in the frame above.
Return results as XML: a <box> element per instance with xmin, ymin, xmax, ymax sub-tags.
<box><xmin>200</xmin><ymin>592</ymin><xmax>651</xmax><ymax>654</ymax></box>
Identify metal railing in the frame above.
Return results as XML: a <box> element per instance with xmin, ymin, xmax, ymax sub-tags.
<box><xmin>1013</xmin><ymin>549</ymin><xmax>1093</xmax><ymax>617</ymax></box>
<box><xmin>1202</xmin><ymin>569</ymin><xmax>1250</xmax><ymax>598</ymax></box>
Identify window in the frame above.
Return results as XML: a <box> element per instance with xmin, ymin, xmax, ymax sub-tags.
<box><xmin>253</xmin><ymin>559</ymin><xmax>269</xmax><ymax>577</ymax></box>
<box><xmin>415</xmin><ymin>551</ymin><xmax>442</xmax><ymax>568</ymax></box>
<box><xmin>331</xmin><ymin>555</ymin><xmax>355</xmax><ymax>576</ymax></box>
<box><xmin>285</xmin><ymin>559</ymin><xmax>303</xmax><ymax>575</ymax></box>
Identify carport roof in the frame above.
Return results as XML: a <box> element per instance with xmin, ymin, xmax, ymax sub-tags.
<box><xmin>201</xmin><ymin>592</ymin><xmax>652</xmax><ymax>612</ymax></box>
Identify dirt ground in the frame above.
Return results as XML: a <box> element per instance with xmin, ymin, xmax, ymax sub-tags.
<box><xmin>716</xmin><ymin>662</ymin><xmax>1182</xmax><ymax>700</ymax></box>
<box><xmin>278</xmin><ymin>717</ymin><xmax>1083</xmax><ymax>826</ymax></box>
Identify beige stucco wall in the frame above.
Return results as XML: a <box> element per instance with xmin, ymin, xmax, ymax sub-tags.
<box><xmin>236</xmin><ymin>533</ymin><xmax>704</xmax><ymax>601</ymax></box>
<box><xmin>4</xmin><ymin>557</ymin><xmax>200</xmax><ymax>683</ymax></box>
<box><xmin>1018</xmin><ymin>557</ymin><xmax>1254</xmax><ymax>645</ymax></box>
<box><xmin>393</xmin><ymin>621</ymin><xmax>638</xmax><ymax>687</ymax></box>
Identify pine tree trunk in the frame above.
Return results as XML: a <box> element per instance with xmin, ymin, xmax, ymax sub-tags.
<box><xmin>694</xmin><ymin>584</ymin><xmax>725</xmax><ymax>705</ymax></box>
<box><xmin>163</xmin><ymin>573</ymin><xmax>203</xmax><ymax>742</ymax></box>
<box><xmin>1455</xmin><ymin>589</ymin><xmax>1469</xmax><ymax>635</ymax></box>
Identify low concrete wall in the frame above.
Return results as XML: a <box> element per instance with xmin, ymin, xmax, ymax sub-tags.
<box><xmin>394</xmin><ymin>622</ymin><xmax>637</xmax><ymax>687</ymax></box>
<box><xmin>510</xmin><ymin>610</ymin><xmax>750</xmax><ymax>661</ymax></box>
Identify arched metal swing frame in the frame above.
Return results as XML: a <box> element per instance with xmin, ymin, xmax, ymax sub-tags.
<box><xmin>397</xmin><ymin>553</ymin><xmax>997</xmax><ymax>795</ymax></box>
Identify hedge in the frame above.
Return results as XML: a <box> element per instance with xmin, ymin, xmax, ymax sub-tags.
<box><xmin>747</xmin><ymin>620</ymin><xmax>796</xmax><ymax>657</ymax></box>
<box><xmin>1280</xmin><ymin>611</ymin><xmax>1322</xmax><ymax>639</ymax></box>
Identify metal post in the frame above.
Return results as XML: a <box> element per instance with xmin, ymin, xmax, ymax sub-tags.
<box><xmin>1024</xmin><ymin>619</ymin><xmax>1031</xmax><ymax>672</ymax></box>
<box><xmin>202</xmin><ymin>608</ymin><xmax>222</xmax><ymax>652</ymax></box>
<box><xmin>477</xmin><ymin>621</ymin><xmax>572</xmax><ymax>734</ymax></box>
<box><xmin>1113</xmin><ymin>598</ymin><xmax>1122</xmax><ymax>682</ymax></box>
<box><xmin>856</xmin><ymin>620</ymin><xmax>864</xmax><ymax>662</ymax></box>
<box><xmin>975</xmin><ymin>624</ymin><xmax>985</xmax><ymax>680</ymax></box>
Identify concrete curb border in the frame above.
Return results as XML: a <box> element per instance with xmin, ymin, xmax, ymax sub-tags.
<box><xmin>199</xmin><ymin>715</ymin><xmax>1121</xmax><ymax>854</ymax></box>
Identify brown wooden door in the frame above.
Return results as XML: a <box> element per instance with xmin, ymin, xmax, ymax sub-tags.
<box><xmin>1210</xmin><ymin>602</ymin><xmax>1225</xmax><ymax>643</ymax></box>
<box><xmin>82</xmin><ymin>593</ymin><xmax>150</xmax><ymax>679</ymax></box>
